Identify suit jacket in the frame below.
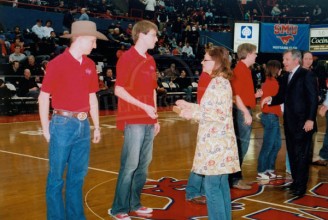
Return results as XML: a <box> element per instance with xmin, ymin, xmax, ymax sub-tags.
<box><xmin>271</xmin><ymin>66</ymin><xmax>318</xmax><ymax>133</ymax></box>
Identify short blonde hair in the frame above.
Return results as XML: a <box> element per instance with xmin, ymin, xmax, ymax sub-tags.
<box><xmin>132</xmin><ymin>20</ymin><xmax>158</xmax><ymax>44</ymax></box>
<box><xmin>237</xmin><ymin>43</ymin><xmax>257</xmax><ymax>60</ymax></box>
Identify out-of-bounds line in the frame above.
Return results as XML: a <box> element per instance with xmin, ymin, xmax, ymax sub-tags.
<box><xmin>242</xmin><ymin>197</ymin><xmax>298</xmax><ymax>210</ymax></box>
<box><xmin>0</xmin><ymin>149</ymin><xmax>119</xmax><ymax>175</ymax></box>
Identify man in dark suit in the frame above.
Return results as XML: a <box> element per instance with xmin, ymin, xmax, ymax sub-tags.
<box><xmin>261</xmin><ymin>49</ymin><xmax>318</xmax><ymax>196</ymax></box>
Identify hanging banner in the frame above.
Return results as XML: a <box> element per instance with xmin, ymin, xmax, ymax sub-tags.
<box><xmin>260</xmin><ymin>23</ymin><xmax>309</xmax><ymax>53</ymax></box>
<box><xmin>310</xmin><ymin>27</ymin><xmax>328</xmax><ymax>52</ymax></box>
<box><xmin>233</xmin><ymin>23</ymin><xmax>260</xmax><ymax>52</ymax></box>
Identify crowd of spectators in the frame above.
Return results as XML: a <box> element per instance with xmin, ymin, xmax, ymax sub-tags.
<box><xmin>243</xmin><ymin>0</ymin><xmax>327</xmax><ymax>24</ymax></box>
<box><xmin>0</xmin><ymin>0</ymin><xmax>327</xmax><ymax>111</ymax></box>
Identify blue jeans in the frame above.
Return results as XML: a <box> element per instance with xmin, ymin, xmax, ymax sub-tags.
<box><xmin>258</xmin><ymin>113</ymin><xmax>281</xmax><ymax>173</ymax></box>
<box><xmin>320</xmin><ymin>112</ymin><xmax>328</xmax><ymax>160</ymax></box>
<box><xmin>230</xmin><ymin>106</ymin><xmax>252</xmax><ymax>184</ymax></box>
<box><xmin>111</xmin><ymin>124</ymin><xmax>155</xmax><ymax>215</ymax></box>
<box><xmin>185</xmin><ymin>172</ymin><xmax>205</xmax><ymax>200</ymax></box>
<box><xmin>286</xmin><ymin>153</ymin><xmax>291</xmax><ymax>173</ymax></box>
<box><xmin>204</xmin><ymin>174</ymin><xmax>231</xmax><ymax>220</ymax></box>
<box><xmin>46</xmin><ymin>115</ymin><xmax>91</xmax><ymax>220</ymax></box>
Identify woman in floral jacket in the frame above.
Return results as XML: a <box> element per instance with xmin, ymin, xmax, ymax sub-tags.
<box><xmin>176</xmin><ymin>46</ymin><xmax>240</xmax><ymax>220</ymax></box>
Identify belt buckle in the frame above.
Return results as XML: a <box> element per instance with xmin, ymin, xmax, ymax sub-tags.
<box><xmin>77</xmin><ymin>112</ymin><xmax>87</xmax><ymax>121</ymax></box>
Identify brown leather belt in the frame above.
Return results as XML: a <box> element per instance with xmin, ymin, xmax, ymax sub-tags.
<box><xmin>53</xmin><ymin>109</ymin><xmax>88</xmax><ymax>121</ymax></box>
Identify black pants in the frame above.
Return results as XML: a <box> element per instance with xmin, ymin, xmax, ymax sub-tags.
<box><xmin>285</xmin><ymin>124</ymin><xmax>313</xmax><ymax>192</ymax></box>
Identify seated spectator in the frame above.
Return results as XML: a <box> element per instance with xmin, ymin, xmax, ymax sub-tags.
<box><xmin>5</xmin><ymin>61</ymin><xmax>22</xmax><ymax>87</ymax></box>
<box><xmin>97</xmin><ymin>68</ymin><xmax>116</xmax><ymax>109</ymax></box>
<box><xmin>0</xmin><ymin>39</ymin><xmax>7</xmax><ymax>58</ymax></box>
<box><xmin>40</xmin><ymin>60</ymin><xmax>48</xmax><ymax>76</ymax></box>
<box><xmin>252</xmin><ymin>8</ymin><xmax>259</xmax><ymax>22</ymax></box>
<box><xmin>169</xmin><ymin>37</ymin><xmax>178</xmax><ymax>49</ymax></box>
<box><xmin>205</xmin><ymin>8</ymin><xmax>214</xmax><ymax>24</ymax></box>
<box><xmin>10</xmin><ymin>37</ymin><xmax>25</xmax><ymax>54</ymax></box>
<box><xmin>103</xmin><ymin>68</ymin><xmax>115</xmax><ymax>90</ymax></box>
<box><xmin>0</xmin><ymin>79</ymin><xmax>12</xmax><ymax>99</ymax></box>
<box><xmin>43</xmin><ymin>20</ymin><xmax>54</xmax><ymax>38</ymax></box>
<box><xmin>163</xmin><ymin>63</ymin><xmax>180</xmax><ymax>82</ymax></box>
<box><xmin>244</xmin><ymin>10</ymin><xmax>251</xmax><ymax>22</ymax></box>
<box><xmin>47</xmin><ymin>31</ymin><xmax>67</xmax><ymax>56</ymax></box>
<box><xmin>157</xmin><ymin>8</ymin><xmax>169</xmax><ymax>32</ymax></box>
<box><xmin>158</xmin><ymin>43</ymin><xmax>171</xmax><ymax>55</ymax></box>
<box><xmin>193</xmin><ymin>70</ymin><xmax>200</xmax><ymax>82</ymax></box>
<box><xmin>25</xmin><ymin>55</ymin><xmax>43</xmax><ymax>82</ymax></box>
<box><xmin>97</xmin><ymin>0</ymin><xmax>110</xmax><ymax>13</ymax></box>
<box><xmin>101</xmin><ymin>9</ymin><xmax>113</xmax><ymax>19</ymax></box>
<box><xmin>0</xmin><ymin>79</ymin><xmax>13</xmax><ymax>115</ymax></box>
<box><xmin>79</xmin><ymin>8</ymin><xmax>89</xmax><ymax>21</ymax></box>
<box><xmin>186</xmin><ymin>26</ymin><xmax>200</xmax><ymax>55</ymax></box>
<box><xmin>55</xmin><ymin>1</ymin><xmax>66</xmax><ymax>12</ymax></box>
<box><xmin>17</xmin><ymin>68</ymin><xmax>40</xmax><ymax>98</ymax></box>
<box><xmin>173</xmin><ymin>69</ymin><xmax>193</xmax><ymax>101</ymax></box>
<box><xmin>271</xmin><ymin>4</ymin><xmax>281</xmax><ymax>18</ymax></box>
<box><xmin>182</xmin><ymin>42</ymin><xmax>195</xmax><ymax>58</ymax></box>
<box><xmin>312</xmin><ymin>4</ymin><xmax>322</xmax><ymax>21</ymax></box>
<box><xmin>31</xmin><ymin>19</ymin><xmax>45</xmax><ymax>39</ymax></box>
<box><xmin>9</xmin><ymin>45</ymin><xmax>26</xmax><ymax>63</ymax></box>
<box><xmin>125</xmin><ymin>23</ymin><xmax>133</xmax><ymax>37</ymax></box>
<box><xmin>156</xmin><ymin>69</ymin><xmax>168</xmax><ymax>106</ymax></box>
<box><xmin>172</xmin><ymin>45</ymin><xmax>182</xmax><ymax>56</ymax></box>
<box><xmin>139</xmin><ymin>0</ymin><xmax>157</xmax><ymax>19</ymax></box>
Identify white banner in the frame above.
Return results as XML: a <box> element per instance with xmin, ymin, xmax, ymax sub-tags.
<box><xmin>309</xmin><ymin>28</ymin><xmax>328</xmax><ymax>52</ymax></box>
<box><xmin>233</xmin><ymin>23</ymin><xmax>260</xmax><ymax>53</ymax></box>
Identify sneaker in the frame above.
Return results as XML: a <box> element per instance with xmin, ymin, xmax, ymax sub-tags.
<box><xmin>135</xmin><ymin>206</ymin><xmax>153</xmax><ymax>214</ymax></box>
<box><xmin>267</xmin><ymin>171</ymin><xmax>283</xmax><ymax>179</ymax></box>
<box><xmin>108</xmin><ymin>209</ymin><xmax>131</xmax><ymax>220</ymax></box>
<box><xmin>257</xmin><ymin>172</ymin><xmax>270</xmax><ymax>180</ymax></box>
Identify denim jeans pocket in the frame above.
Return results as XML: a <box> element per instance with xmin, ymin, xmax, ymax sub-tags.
<box><xmin>52</xmin><ymin>115</ymin><xmax>69</xmax><ymax>125</ymax></box>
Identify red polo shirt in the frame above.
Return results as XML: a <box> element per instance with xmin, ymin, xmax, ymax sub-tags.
<box><xmin>41</xmin><ymin>48</ymin><xmax>99</xmax><ymax>112</ymax></box>
<box><xmin>231</xmin><ymin>61</ymin><xmax>256</xmax><ymax>108</ymax></box>
<box><xmin>116</xmin><ymin>46</ymin><xmax>158</xmax><ymax>130</ymax></box>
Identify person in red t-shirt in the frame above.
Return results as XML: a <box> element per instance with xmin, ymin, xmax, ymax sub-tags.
<box><xmin>109</xmin><ymin>20</ymin><xmax>160</xmax><ymax>220</ymax></box>
<box><xmin>257</xmin><ymin>60</ymin><xmax>283</xmax><ymax>180</ymax></box>
<box><xmin>230</xmin><ymin>43</ymin><xmax>262</xmax><ymax>190</ymax></box>
<box><xmin>38</xmin><ymin>20</ymin><xmax>108</xmax><ymax>219</ymax></box>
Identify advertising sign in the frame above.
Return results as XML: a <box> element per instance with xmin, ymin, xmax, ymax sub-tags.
<box><xmin>233</xmin><ymin>23</ymin><xmax>260</xmax><ymax>52</ymax></box>
<box><xmin>260</xmin><ymin>23</ymin><xmax>309</xmax><ymax>53</ymax></box>
<box><xmin>310</xmin><ymin>28</ymin><xmax>328</xmax><ymax>52</ymax></box>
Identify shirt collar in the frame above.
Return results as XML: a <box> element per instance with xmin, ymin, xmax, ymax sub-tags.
<box><xmin>291</xmin><ymin>65</ymin><xmax>300</xmax><ymax>74</ymax></box>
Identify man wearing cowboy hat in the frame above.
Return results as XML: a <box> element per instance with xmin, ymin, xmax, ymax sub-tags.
<box><xmin>38</xmin><ymin>20</ymin><xmax>108</xmax><ymax>220</ymax></box>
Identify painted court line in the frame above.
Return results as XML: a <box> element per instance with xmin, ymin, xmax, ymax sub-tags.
<box><xmin>0</xmin><ymin>149</ymin><xmax>119</xmax><ymax>175</ymax></box>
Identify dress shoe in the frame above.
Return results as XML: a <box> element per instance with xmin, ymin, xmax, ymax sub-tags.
<box><xmin>282</xmin><ymin>184</ymin><xmax>295</xmax><ymax>191</ymax></box>
<box><xmin>291</xmin><ymin>190</ymin><xmax>306</xmax><ymax>197</ymax></box>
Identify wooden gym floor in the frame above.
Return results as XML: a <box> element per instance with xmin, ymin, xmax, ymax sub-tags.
<box><xmin>0</xmin><ymin>106</ymin><xmax>327</xmax><ymax>220</ymax></box>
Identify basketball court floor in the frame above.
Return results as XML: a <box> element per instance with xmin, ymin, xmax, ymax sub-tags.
<box><xmin>0</xmin><ymin>106</ymin><xmax>327</xmax><ymax>220</ymax></box>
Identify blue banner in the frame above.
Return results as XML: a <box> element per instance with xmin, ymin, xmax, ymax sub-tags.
<box><xmin>260</xmin><ymin>23</ymin><xmax>310</xmax><ymax>53</ymax></box>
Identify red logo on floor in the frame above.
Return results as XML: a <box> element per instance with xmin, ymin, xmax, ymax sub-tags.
<box><xmin>126</xmin><ymin>177</ymin><xmax>328</xmax><ymax>219</ymax></box>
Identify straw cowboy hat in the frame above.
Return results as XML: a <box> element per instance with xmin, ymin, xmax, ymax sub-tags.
<box><xmin>61</xmin><ymin>20</ymin><xmax>108</xmax><ymax>41</ymax></box>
